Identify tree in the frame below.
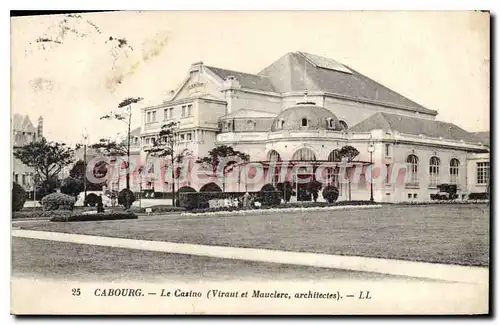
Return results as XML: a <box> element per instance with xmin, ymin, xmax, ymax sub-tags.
<box><xmin>14</xmin><ymin>138</ymin><xmax>74</xmax><ymax>187</ymax></box>
<box><xmin>276</xmin><ymin>181</ymin><xmax>294</xmax><ymax>203</ymax></box>
<box><xmin>69</xmin><ymin>160</ymin><xmax>107</xmax><ymax>191</ymax></box>
<box><xmin>338</xmin><ymin>145</ymin><xmax>360</xmax><ymax>201</ymax></box>
<box><xmin>197</xmin><ymin>145</ymin><xmax>250</xmax><ymax>192</ymax></box>
<box><xmin>12</xmin><ymin>182</ymin><xmax>27</xmax><ymax>212</ymax></box>
<box><xmin>97</xmin><ymin>96</ymin><xmax>143</xmax><ymax>191</ymax></box>
<box><xmin>146</xmin><ymin>121</ymin><xmax>180</xmax><ymax>206</ymax></box>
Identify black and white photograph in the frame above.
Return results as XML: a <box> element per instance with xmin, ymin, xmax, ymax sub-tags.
<box><xmin>9</xmin><ymin>10</ymin><xmax>490</xmax><ymax>315</ymax></box>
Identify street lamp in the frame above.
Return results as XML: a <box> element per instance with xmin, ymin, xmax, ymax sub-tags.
<box><xmin>367</xmin><ymin>142</ymin><xmax>375</xmax><ymax>202</ymax></box>
<box><xmin>82</xmin><ymin>129</ymin><xmax>89</xmax><ymax>202</ymax></box>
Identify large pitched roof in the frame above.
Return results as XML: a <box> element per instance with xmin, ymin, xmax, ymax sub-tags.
<box><xmin>258</xmin><ymin>52</ymin><xmax>437</xmax><ymax>115</ymax></box>
<box><xmin>205</xmin><ymin>66</ymin><xmax>276</xmax><ymax>92</ymax></box>
<box><xmin>12</xmin><ymin>114</ymin><xmax>36</xmax><ymax>133</ymax></box>
<box><xmin>350</xmin><ymin>112</ymin><xmax>483</xmax><ymax>143</ymax></box>
<box><xmin>472</xmin><ymin>131</ymin><xmax>490</xmax><ymax>146</ymax></box>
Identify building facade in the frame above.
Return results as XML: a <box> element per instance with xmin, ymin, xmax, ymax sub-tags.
<box><xmin>110</xmin><ymin>52</ymin><xmax>489</xmax><ymax>202</ymax></box>
<box><xmin>12</xmin><ymin>114</ymin><xmax>44</xmax><ymax>193</ymax></box>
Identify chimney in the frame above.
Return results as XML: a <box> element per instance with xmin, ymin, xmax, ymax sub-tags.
<box><xmin>37</xmin><ymin>116</ymin><xmax>43</xmax><ymax>139</ymax></box>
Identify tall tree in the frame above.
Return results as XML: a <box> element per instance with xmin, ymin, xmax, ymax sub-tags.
<box><xmin>146</xmin><ymin>121</ymin><xmax>181</xmax><ymax>205</ymax></box>
<box><xmin>69</xmin><ymin>160</ymin><xmax>107</xmax><ymax>191</ymax></box>
<box><xmin>96</xmin><ymin>96</ymin><xmax>143</xmax><ymax>192</ymax></box>
<box><xmin>14</xmin><ymin>137</ymin><xmax>74</xmax><ymax>184</ymax></box>
<box><xmin>338</xmin><ymin>145</ymin><xmax>360</xmax><ymax>201</ymax></box>
<box><xmin>197</xmin><ymin>145</ymin><xmax>250</xmax><ymax>192</ymax></box>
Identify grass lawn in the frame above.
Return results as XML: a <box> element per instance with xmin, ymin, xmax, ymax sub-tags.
<box><xmin>19</xmin><ymin>204</ymin><xmax>490</xmax><ymax>267</ymax></box>
<box><xmin>12</xmin><ymin>237</ymin><xmax>414</xmax><ymax>282</ymax></box>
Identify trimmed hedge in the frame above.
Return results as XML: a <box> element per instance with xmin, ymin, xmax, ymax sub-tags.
<box><xmin>322</xmin><ymin>185</ymin><xmax>340</xmax><ymax>203</ymax></box>
<box><xmin>41</xmin><ymin>193</ymin><xmax>75</xmax><ymax>211</ymax></box>
<box><xmin>85</xmin><ymin>193</ymin><xmax>101</xmax><ymax>207</ymax></box>
<box><xmin>50</xmin><ymin>212</ymin><xmax>138</xmax><ymax>222</ymax></box>
<box><xmin>118</xmin><ymin>189</ymin><xmax>136</xmax><ymax>209</ymax></box>
<box><xmin>12</xmin><ymin>182</ymin><xmax>27</xmax><ymax>212</ymax></box>
<box><xmin>260</xmin><ymin>184</ymin><xmax>281</xmax><ymax>206</ymax></box>
<box><xmin>468</xmin><ymin>192</ymin><xmax>488</xmax><ymax>200</ymax></box>
<box><xmin>13</xmin><ymin>210</ymin><xmax>71</xmax><ymax>219</ymax></box>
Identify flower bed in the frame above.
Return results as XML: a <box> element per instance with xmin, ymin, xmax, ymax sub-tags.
<box><xmin>183</xmin><ymin>202</ymin><xmax>381</xmax><ymax>216</ymax></box>
<box><xmin>13</xmin><ymin>210</ymin><xmax>72</xmax><ymax>220</ymax></box>
<box><xmin>390</xmin><ymin>200</ymin><xmax>489</xmax><ymax>205</ymax></box>
<box><xmin>50</xmin><ymin>212</ymin><xmax>138</xmax><ymax>222</ymax></box>
<box><xmin>129</xmin><ymin>205</ymin><xmax>186</xmax><ymax>214</ymax></box>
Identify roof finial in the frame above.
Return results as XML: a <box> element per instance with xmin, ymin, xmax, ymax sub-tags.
<box><xmin>304</xmin><ymin>89</ymin><xmax>308</xmax><ymax>102</ymax></box>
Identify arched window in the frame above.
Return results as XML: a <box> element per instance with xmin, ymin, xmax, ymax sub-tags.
<box><xmin>281</xmin><ymin>120</ymin><xmax>285</xmax><ymax>128</ymax></box>
<box><xmin>301</xmin><ymin>118</ymin><xmax>308</xmax><ymax>127</ymax></box>
<box><xmin>267</xmin><ymin>150</ymin><xmax>281</xmax><ymax>162</ymax></box>
<box><xmin>327</xmin><ymin>149</ymin><xmax>341</xmax><ymax>188</ymax></box>
<box><xmin>339</xmin><ymin>120</ymin><xmax>348</xmax><ymax>131</ymax></box>
<box><xmin>292</xmin><ymin>148</ymin><xmax>316</xmax><ymax>161</ymax></box>
<box><xmin>329</xmin><ymin>119</ymin><xmax>336</xmax><ymax>128</ymax></box>
<box><xmin>450</xmin><ymin>158</ymin><xmax>460</xmax><ymax>184</ymax></box>
<box><xmin>406</xmin><ymin>154</ymin><xmax>419</xmax><ymax>185</ymax></box>
<box><xmin>429</xmin><ymin>156</ymin><xmax>440</xmax><ymax>186</ymax></box>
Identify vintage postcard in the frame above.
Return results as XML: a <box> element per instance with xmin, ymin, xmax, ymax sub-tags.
<box><xmin>10</xmin><ymin>11</ymin><xmax>490</xmax><ymax>315</ymax></box>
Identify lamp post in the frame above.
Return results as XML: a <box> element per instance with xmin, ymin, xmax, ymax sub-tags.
<box><xmin>367</xmin><ymin>142</ymin><xmax>375</xmax><ymax>202</ymax></box>
<box><xmin>82</xmin><ymin>129</ymin><xmax>89</xmax><ymax>202</ymax></box>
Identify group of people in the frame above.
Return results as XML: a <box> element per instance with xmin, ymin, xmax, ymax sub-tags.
<box><xmin>214</xmin><ymin>192</ymin><xmax>261</xmax><ymax>209</ymax></box>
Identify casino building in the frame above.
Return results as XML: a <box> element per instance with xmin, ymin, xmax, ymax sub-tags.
<box><xmin>110</xmin><ymin>52</ymin><xmax>490</xmax><ymax>202</ymax></box>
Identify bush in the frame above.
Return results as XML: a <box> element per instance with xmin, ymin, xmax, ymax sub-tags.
<box><xmin>177</xmin><ymin>186</ymin><xmax>197</xmax><ymax>209</ymax></box>
<box><xmin>41</xmin><ymin>192</ymin><xmax>75</xmax><ymax>211</ymax></box>
<box><xmin>84</xmin><ymin>193</ymin><xmax>101</xmax><ymax>207</ymax></box>
<box><xmin>50</xmin><ymin>212</ymin><xmax>137</xmax><ymax>222</ymax></box>
<box><xmin>34</xmin><ymin>178</ymin><xmax>60</xmax><ymax>201</ymax></box>
<box><xmin>322</xmin><ymin>185</ymin><xmax>340</xmax><ymax>203</ymax></box>
<box><xmin>60</xmin><ymin>177</ymin><xmax>83</xmax><ymax>197</ymax></box>
<box><xmin>118</xmin><ymin>189</ymin><xmax>136</xmax><ymax>209</ymax></box>
<box><xmin>12</xmin><ymin>182</ymin><xmax>27</xmax><ymax>212</ymax></box>
<box><xmin>199</xmin><ymin>182</ymin><xmax>222</xmax><ymax>192</ymax></box>
<box><xmin>13</xmin><ymin>210</ymin><xmax>71</xmax><ymax>219</ymax></box>
<box><xmin>307</xmin><ymin>180</ymin><xmax>323</xmax><ymax>202</ymax></box>
<box><xmin>259</xmin><ymin>184</ymin><xmax>281</xmax><ymax>206</ymax></box>
<box><xmin>276</xmin><ymin>181</ymin><xmax>294</xmax><ymax>203</ymax></box>
<box><xmin>468</xmin><ymin>193</ymin><xmax>488</xmax><ymax>200</ymax></box>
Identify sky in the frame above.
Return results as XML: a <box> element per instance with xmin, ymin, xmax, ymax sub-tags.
<box><xmin>11</xmin><ymin>11</ymin><xmax>489</xmax><ymax>145</ymax></box>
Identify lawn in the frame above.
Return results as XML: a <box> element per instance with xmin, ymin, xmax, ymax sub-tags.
<box><xmin>12</xmin><ymin>237</ymin><xmax>411</xmax><ymax>282</ymax></box>
<box><xmin>19</xmin><ymin>204</ymin><xmax>490</xmax><ymax>267</ymax></box>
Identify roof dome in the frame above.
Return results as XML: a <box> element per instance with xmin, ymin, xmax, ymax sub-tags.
<box><xmin>271</xmin><ymin>102</ymin><xmax>342</xmax><ymax>132</ymax></box>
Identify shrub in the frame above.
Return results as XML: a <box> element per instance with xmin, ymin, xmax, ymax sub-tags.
<box><xmin>13</xmin><ymin>210</ymin><xmax>71</xmax><ymax>219</ymax></box>
<box><xmin>199</xmin><ymin>182</ymin><xmax>222</xmax><ymax>192</ymax></box>
<box><xmin>118</xmin><ymin>189</ymin><xmax>136</xmax><ymax>209</ymax></box>
<box><xmin>41</xmin><ymin>192</ymin><xmax>75</xmax><ymax>211</ymax></box>
<box><xmin>276</xmin><ymin>181</ymin><xmax>293</xmax><ymax>203</ymax></box>
<box><xmin>60</xmin><ymin>177</ymin><xmax>83</xmax><ymax>197</ymax></box>
<box><xmin>322</xmin><ymin>185</ymin><xmax>340</xmax><ymax>203</ymax></box>
<box><xmin>51</xmin><ymin>212</ymin><xmax>137</xmax><ymax>222</ymax></box>
<box><xmin>34</xmin><ymin>178</ymin><xmax>60</xmax><ymax>200</ymax></box>
<box><xmin>178</xmin><ymin>186</ymin><xmax>197</xmax><ymax>209</ymax></box>
<box><xmin>307</xmin><ymin>180</ymin><xmax>323</xmax><ymax>202</ymax></box>
<box><xmin>12</xmin><ymin>182</ymin><xmax>27</xmax><ymax>212</ymax></box>
<box><xmin>85</xmin><ymin>193</ymin><xmax>101</xmax><ymax>207</ymax></box>
<box><xmin>468</xmin><ymin>193</ymin><xmax>488</xmax><ymax>200</ymax></box>
<box><xmin>259</xmin><ymin>184</ymin><xmax>281</xmax><ymax>206</ymax></box>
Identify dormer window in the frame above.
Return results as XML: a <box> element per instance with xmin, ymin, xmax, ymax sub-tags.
<box><xmin>327</xmin><ymin>118</ymin><xmax>335</xmax><ymax>129</ymax></box>
<box><xmin>301</xmin><ymin>118</ymin><xmax>308</xmax><ymax>127</ymax></box>
<box><xmin>281</xmin><ymin>120</ymin><xmax>285</xmax><ymax>129</ymax></box>
<box><xmin>339</xmin><ymin>120</ymin><xmax>348</xmax><ymax>131</ymax></box>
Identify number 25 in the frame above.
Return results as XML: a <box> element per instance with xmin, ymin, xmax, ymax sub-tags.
<box><xmin>72</xmin><ymin>288</ymin><xmax>81</xmax><ymax>296</ymax></box>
